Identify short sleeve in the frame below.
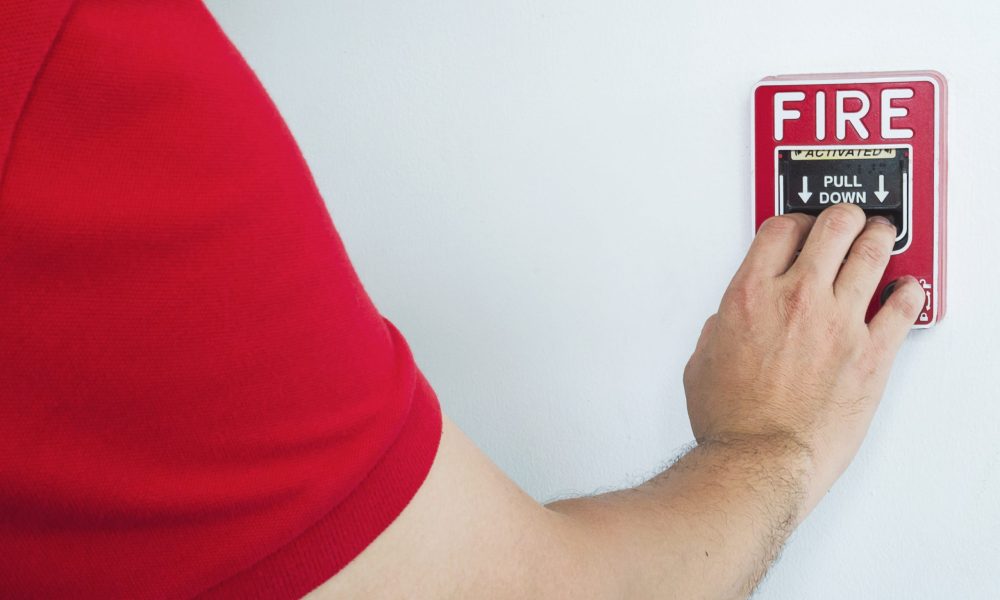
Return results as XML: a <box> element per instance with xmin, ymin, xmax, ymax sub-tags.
<box><xmin>0</xmin><ymin>1</ymin><xmax>442</xmax><ymax>598</ymax></box>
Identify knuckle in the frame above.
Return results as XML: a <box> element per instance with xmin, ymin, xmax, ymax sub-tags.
<box><xmin>694</xmin><ymin>314</ymin><xmax>718</xmax><ymax>352</ymax></box>
<box><xmin>683</xmin><ymin>355</ymin><xmax>701</xmax><ymax>388</ymax></box>
<box><xmin>702</xmin><ymin>313</ymin><xmax>719</xmax><ymax>334</ymax></box>
<box><xmin>778</xmin><ymin>280</ymin><xmax>815</xmax><ymax>320</ymax></box>
<box><xmin>724</xmin><ymin>277</ymin><xmax>761</xmax><ymax>315</ymax></box>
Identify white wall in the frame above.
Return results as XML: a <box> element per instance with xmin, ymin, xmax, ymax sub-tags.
<box><xmin>205</xmin><ymin>2</ymin><xmax>999</xmax><ymax>597</ymax></box>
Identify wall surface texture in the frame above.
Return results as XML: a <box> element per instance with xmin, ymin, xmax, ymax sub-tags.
<box><xmin>205</xmin><ymin>2</ymin><xmax>999</xmax><ymax>597</ymax></box>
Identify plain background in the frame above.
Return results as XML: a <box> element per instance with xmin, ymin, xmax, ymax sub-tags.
<box><xmin>205</xmin><ymin>2</ymin><xmax>999</xmax><ymax>597</ymax></box>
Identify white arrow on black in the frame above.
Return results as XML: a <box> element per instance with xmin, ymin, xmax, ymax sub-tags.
<box><xmin>874</xmin><ymin>174</ymin><xmax>889</xmax><ymax>203</ymax></box>
<box><xmin>798</xmin><ymin>176</ymin><xmax>812</xmax><ymax>203</ymax></box>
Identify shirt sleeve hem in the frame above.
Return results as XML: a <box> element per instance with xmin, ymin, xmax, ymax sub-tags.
<box><xmin>196</xmin><ymin>369</ymin><xmax>444</xmax><ymax>600</ymax></box>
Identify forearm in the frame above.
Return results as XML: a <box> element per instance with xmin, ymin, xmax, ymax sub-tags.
<box><xmin>318</xmin><ymin>207</ymin><xmax>918</xmax><ymax>599</ymax></box>
<box><xmin>546</xmin><ymin>433</ymin><xmax>815</xmax><ymax>599</ymax></box>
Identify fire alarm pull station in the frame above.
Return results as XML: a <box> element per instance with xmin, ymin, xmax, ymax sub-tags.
<box><xmin>752</xmin><ymin>71</ymin><xmax>947</xmax><ymax>327</ymax></box>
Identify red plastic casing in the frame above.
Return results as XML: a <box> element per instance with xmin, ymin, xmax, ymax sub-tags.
<box><xmin>752</xmin><ymin>71</ymin><xmax>948</xmax><ymax>327</ymax></box>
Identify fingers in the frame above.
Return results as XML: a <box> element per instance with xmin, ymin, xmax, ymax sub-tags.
<box><xmin>738</xmin><ymin>213</ymin><xmax>816</xmax><ymax>279</ymax></box>
<box><xmin>787</xmin><ymin>204</ymin><xmax>867</xmax><ymax>284</ymax></box>
<box><xmin>833</xmin><ymin>215</ymin><xmax>898</xmax><ymax>312</ymax></box>
<box><xmin>868</xmin><ymin>275</ymin><xmax>924</xmax><ymax>354</ymax></box>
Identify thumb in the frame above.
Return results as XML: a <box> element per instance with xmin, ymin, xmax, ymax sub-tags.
<box><xmin>868</xmin><ymin>275</ymin><xmax>925</xmax><ymax>355</ymax></box>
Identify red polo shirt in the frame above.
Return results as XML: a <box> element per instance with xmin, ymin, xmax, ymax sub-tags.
<box><xmin>0</xmin><ymin>1</ymin><xmax>442</xmax><ymax>598</ymax></box>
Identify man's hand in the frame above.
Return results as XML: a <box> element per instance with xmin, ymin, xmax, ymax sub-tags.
<box><xmin>313</xmin><ymin>203</ymin><xmax>924</xmax><ymax>600</ymax></box>
<box><xmin>685</xmin><ymin>204</ymin><xmax>925</xmax><ymax>515</ymax></box>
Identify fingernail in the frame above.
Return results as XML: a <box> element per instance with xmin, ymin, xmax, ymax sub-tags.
<box><xmin>869</xmin><ymin>215</ymin><xmax>893</xmax><ymax>226</ymax></box>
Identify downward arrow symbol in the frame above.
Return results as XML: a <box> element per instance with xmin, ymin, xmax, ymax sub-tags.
<box><xmin>798</xmin><ymin>176</ymin><xmax>812</xmax><ymax>203</ymax></box>
<box><xmin>874</xmin><ymin>174</ymin><xmax>889</xmax><ymax>203</ymax></box>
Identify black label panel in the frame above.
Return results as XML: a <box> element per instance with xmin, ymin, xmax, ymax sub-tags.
<box><xmin>779</xmin><ymin>148</ymin><xmax>908</xmax><ymax>213</ymax></box>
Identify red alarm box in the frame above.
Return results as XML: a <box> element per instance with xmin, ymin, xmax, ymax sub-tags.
<box><xmin>752</xmin><ymin>71</ymin><xmax>948</xmax><ymax>327</ymax></box>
